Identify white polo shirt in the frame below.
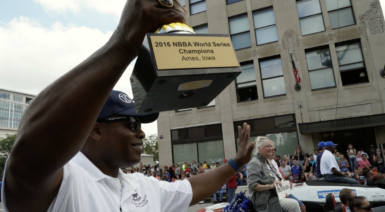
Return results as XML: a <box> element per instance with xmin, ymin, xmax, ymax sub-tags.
<box><xmin>2</xmin><ymin>152</ymin><xmax>193</xmax><ymax>212</ymax></box>
<box><xmin>320</xmin><ymin>149</ymin><xmax>340</xmax><ymax>175</ymax></box>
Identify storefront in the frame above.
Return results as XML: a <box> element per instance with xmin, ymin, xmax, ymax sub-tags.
<box><xmin>299</xmin><ymin>114</ymin><xmax>385</xmax><ymax>158</ymax></box>
<box><xmin>233</xmin><ymin>114</ymin><xmax>299</xmax><ymax>158</ymax></box>
<box><xmin>321</xmin><ymin>128</ymin><xmax>377</xmax><ymax>157</ymax></box>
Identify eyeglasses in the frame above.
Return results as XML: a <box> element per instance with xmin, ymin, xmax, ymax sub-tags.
<box><xmin>272</xmin><ymin>149</ymin><xmax>277</xmax><ymax>152</ymax></box>
<box><xmin>358</xmin><ymin>203</ymin><xmax>372</xmax><ymax>211</ymax></box>
<box><xmin>98</xmin><ymin>116</ymin><xmax>141</xmax><ymax>133</ymax></box>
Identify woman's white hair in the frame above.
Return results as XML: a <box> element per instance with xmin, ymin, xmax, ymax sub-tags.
<box><xmin>255</xmin><ymin>136</ymin><xmax>275</xmax><ymax>155</ymax></box>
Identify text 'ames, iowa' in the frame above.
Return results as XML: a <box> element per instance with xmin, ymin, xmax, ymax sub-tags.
<box><xmin>182</xmin><ymin>56</ymin><xmax>216</xmax><ymax>61</ymax></box>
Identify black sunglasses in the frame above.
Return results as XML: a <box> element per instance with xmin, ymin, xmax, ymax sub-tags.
<box><xmin>358</xmin><ymin>203</ymin><xmax>372</xmax><ymax>211</ymax></box>
<box><xmin>272</xmin><ymin>149</ymin><xmax>277</xmax><ymax>152</ymax></box>
<box><xmin>98</xmin><ymin>116</ymin><xmax>141</xmax><ymax>133</ymax></box>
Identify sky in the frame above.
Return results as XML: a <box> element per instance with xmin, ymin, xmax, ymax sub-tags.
<box><xmin>1</xmin><ymin>0</ymin><xmax>385</xmax><ymax>136</ymax></box>
<box><xmin>0</xmin><ymin>0</ymin><xmax>159</xmax><ymax>135</ymax></box>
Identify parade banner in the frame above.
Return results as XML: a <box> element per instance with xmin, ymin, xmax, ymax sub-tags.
<box><xmin>275</xmin><ymin>180</ymin><xmax>291</xmax><ymax>199</ymax></box>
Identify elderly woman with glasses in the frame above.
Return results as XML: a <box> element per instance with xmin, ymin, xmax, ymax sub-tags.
<box><xmin>247</xmin><ymin>136</ymin><xmax>300</xmax><ymax>212</ymax></box>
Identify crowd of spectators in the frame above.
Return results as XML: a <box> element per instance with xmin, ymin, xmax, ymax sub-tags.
<box><xmin>272</xmin><ymin>142</ymin><xmax>385</xmax><ymax>186</ymax></box>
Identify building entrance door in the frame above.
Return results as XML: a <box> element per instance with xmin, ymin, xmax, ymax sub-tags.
<box><xmin>321</xmin><ymin>128</ymin><xmax>377</xmax><ymax>157</ymax></box>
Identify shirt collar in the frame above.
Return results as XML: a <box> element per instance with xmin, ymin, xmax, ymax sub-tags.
<box><xmin>71</xmin><ymin>151</ymin><xmax>131</xmax><ymax>183</ymax></box>
<box><xmin>256</xmin><ymin>153</ymin><xmax>266</xmax><ymax>163</ymax></box>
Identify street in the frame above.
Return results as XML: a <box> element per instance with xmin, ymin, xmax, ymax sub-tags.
<box><xmin>187</xmin><ymin>202</ymin><xmax>214</xmax><ymax>212</ymax></box>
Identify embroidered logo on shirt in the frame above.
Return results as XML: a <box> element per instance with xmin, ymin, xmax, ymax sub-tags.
<box><xmin>131</xmin><ymin>190</ymin><xmax>148</xmax><ymax>207</ymax></box>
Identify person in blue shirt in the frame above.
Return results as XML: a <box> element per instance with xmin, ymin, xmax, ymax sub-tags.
<box><xmin>309</xmin><ymin>155</ymin><xmax>316</xmax><ymax>165</ymax></box>
<box><xmin>316</xmin><ymin>141</ymin><xmax>325</xmax><ymax>179</ymax></box>
<box><xmin>291</xmin><ymin>159</ymin><xmax>302</xmax><ymax>182</ymax></box>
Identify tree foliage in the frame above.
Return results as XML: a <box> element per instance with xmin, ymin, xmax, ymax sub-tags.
<box><xmin>0</xmin><ymin>134</ymin><xmax>17</xmax><ymax>176</ymax></box>
<box><xmin>143</xmin><ymin>134</ymin><xmax>159</xmax><ymax>161</ymax></box>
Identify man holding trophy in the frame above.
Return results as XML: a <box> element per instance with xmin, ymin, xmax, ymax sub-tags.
<box><xmin>1</xmin><ymin>0</ymin><xmax>254</xmax><ymax>211</ymax></box>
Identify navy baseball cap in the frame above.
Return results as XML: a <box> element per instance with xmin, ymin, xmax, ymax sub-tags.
<box><xmin>97</xmin><ymin>90</ymin><xmax>158</xmax><ymax>123</ymax></box>
<box><xmin>325</xmin><ymin>141</ymin><xmax>337</xmax><ymax>147</ymax></box>
<box><xmin>318</xmin><ymin>141</ymin><xmax>325</xmax><ymax>148</ymax></box>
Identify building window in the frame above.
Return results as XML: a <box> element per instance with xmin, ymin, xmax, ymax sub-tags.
<box><xmin>193</xmin><ymin>24</ymin><xmax>209</xmax><ymax>34</ymax></box>
<box><xmin>336</xmin><ymin>40</ymin><xmax>368</xmax><ymax>86</ymax></box>
<box><xmin>234</xmin><ymin>114</ymin><xmax>298</xmax><ymax>158</ymax></box>
<box><xmin>235</xmin><ymin>63</ymin><xmax>258</xmax><ymax>102</ymax></box>
<box><xmin>180</xmin><ymin>0</ymin><xmax>185</xmax><ymax>7</ymax></box>
<box><xmin>190</xmin><ymin>0</ymin><xmax>206</xmax><ymax>15</ymax></box>
<box><xmin>305</xmin><ymin>47</ymin><xmax>336</xmax><ymax>90</ymax></box>
<box><xmin>173</xmin><ymin>143</ymin><xmax>198</xmax><ymax>166</ymax></box>
<box><xmin>26</xmin><ymin>97</ymin><xmax>33</xmax><ymax>104</ymax></box>
<box><xmin>260</xmin><ymin>57</ymin><xmax>286</xmax><ymax>98</ymax></box>
<box><xmin>296</xmin><ymin>0</ymin><xmax>325</xmax><ymax>35</ymax></box>
<box><xmin>12</xmin><ymin>103</ymin><xmax>23</xmax><ymax>128</ymax></box>
<box><xmin>229</xmin><ymin>14</ymin><xmax>251</xmax><ymax>50</ymax></box>
<box><xmin>13</xmin><ymin>94</ymin><xmax>23</xmax><ymax>102</ymax></box>
<box><xmin>0</xmin><ymin>92</ymin><xmax>10</xmax><ymax>100</ymax></box>
<box><xmin>227</xmin><ymin>0</ymin><xmax>243</xmax><ymax>4</ymax></box>
<box><xmin>197</xmin><ymin>140</ymin><xmax>225</xmax><ymax>163</ymax></box>
<box><xmin>253</xmin><ymin>8</ymin><xmax>278</xmax><ymax>45</ymax></box>
<box><xmin>0</xmin><ymin>100</ymin><xmax>25</xmax><ymax>129</ymax></box>
<box><xmin>171</xmin><ymin>124</ymin><xmax>224</xmax><ymax>166</ymax></box>
<box><xmin>0</xmin><ymin>101</ymin><xmax>10</xmax><ymax>128</ymax></box>
<box><xmin>325</xmin><ymin>0</ymin><xmax>355</xmax><ymax>29</ymax></box>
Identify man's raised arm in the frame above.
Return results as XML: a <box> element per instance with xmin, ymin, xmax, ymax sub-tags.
<box><xmin>5</xmin><ymin>0</ymin><xmax>186</xmax><ymax>210</ymax></box>
<box><xmin>188</xmin><ymin>123</ymin><xmax>254</xmax><ymax>205</ymax></box>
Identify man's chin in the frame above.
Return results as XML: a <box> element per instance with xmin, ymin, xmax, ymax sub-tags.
<box><xmin>124</xmin><ymin>157</ymin><xmax>141</xmax><ymax>167</ymax></box>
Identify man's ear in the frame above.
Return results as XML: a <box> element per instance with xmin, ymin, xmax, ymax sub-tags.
<box><xmin>90</xmin><ymin>122</ymin><xmax>103</xmax><ymax>141</ymax></box>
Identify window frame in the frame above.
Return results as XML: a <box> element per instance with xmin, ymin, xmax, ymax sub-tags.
<box><xmin>259</xmin><ymin>56</ymin><xmax>287</xmax><ymax>98</ymax></box>
<box><xmin>335</xmin><ymin>39</ymin><xmax>368</xmax><ymax>86</ymax></box>
<box><xmin>296</xmin><ymin>0</ymin><xmax>326</xmax><ymax>36</ymax></box>
<box><xmin>253</xmin><ymin>7</ymin><xmax>278</xmax><ymax>46</ymax></box>
<box><xmin>228</xmin><ymin>13</ymin><xmax>252</xmax><ymax>50</ymax></box>
<box><xmin>235</xmin><ymin>61</ymin><xmax>258</xmax><ymax>103</ymax></box>
<box><xmin>326</xmin><ymin>0</ymin><xmax>356</xmax><ymax>30</ymax></box>
<box><xmin>305</xmin><ymin>46</ymin><xmax>337</xmax><ymax>91</ymax></box>
<box><xmin>171</xmin><ymin>124</ymin><xmax>223</xmax><ymax>142</ymax></box>
<box><xmin>190</xmin><ymin>0</ymin><xmax>207</xmax><ymax>15</ymax></box>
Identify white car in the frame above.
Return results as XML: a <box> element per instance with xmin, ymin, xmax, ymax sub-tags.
<box><xmin>197</xmin><ymin>181</ymin><xmax>385</xmax><ymax>212</ymax></box>
<box><xmin>291</xmin><ymin>180</ymin><xmax>385</xmax><ymax>211</ymax></box>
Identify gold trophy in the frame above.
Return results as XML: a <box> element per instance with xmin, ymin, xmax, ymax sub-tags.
<box><xmin>131</xmin><ymin>0</ymin><xmax>241</xmax><ymax>114</ymax></box>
